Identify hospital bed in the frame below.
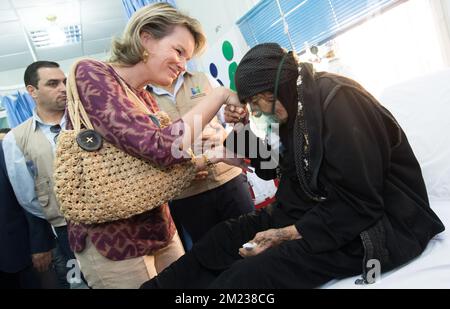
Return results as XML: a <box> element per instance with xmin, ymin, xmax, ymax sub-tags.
<box><xmin>323</xmin><ymin>68</ymin><xmax>450</xmax><ymax>288</ymax></box>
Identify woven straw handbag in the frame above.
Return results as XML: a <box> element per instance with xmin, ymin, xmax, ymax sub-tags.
<box><xmin>54</xmin><ymin>61</ymin><xmax>195</xmax><ymax>224</ymax></box>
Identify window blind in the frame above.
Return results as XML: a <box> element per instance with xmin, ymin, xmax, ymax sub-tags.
<box><xmin>237</xmin><ymin>0</ymin><xmax>403</xmax><ymax>52</ymax></box>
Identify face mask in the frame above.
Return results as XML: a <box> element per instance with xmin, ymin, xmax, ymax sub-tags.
<box><xmin>250</xmin><ymin>112</ymin><xmax>276</xmax><ymax>136</ymax></box>
<box><xmin>248</xmin><ymin>52</ymin><xmax>290</xmax><ymax>153</ymax></box>
<box><xmin>249</xmin><ymin>111</ymin><xmax>283</xmax><ymax>153</ymax></box>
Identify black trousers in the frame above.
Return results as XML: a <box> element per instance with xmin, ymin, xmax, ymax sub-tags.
<box><xmin>141</xmin><ymin>205</ymin><xmax>364</xmax><ymax>289</ymax></box>
<box><xmin>0</xmin><ymin>266</ymin><xmax>59</xmax><ymax>289</ymax></box>
<box><xmin>0</xmin><ymin>270</ymin><xmax>26</xmax><ymax>289</ymax></box>
<box><xmin>169</xmin><ymin>174</ymin><xmax>254</xmax><ymax>246</ymax></box>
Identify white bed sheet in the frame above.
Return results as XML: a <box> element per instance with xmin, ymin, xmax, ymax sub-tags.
<box><xmin>322</xmin><ymin>200</ymin><xmax>450</xmax><ymax>289</ymax></box>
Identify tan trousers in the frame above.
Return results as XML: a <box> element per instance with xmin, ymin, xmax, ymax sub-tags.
<box><xmin>75</xmin><ymin>232</ymin><xmax>184</xmax><ymax>289</ymax></box>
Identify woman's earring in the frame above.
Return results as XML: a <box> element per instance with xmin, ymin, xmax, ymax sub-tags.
<box><xmin>142</xmin><ymin>50</ymin><xmax>149</xmax><ymax>63</ymax></box>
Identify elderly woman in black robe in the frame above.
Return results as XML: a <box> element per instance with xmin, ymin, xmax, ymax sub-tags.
<box><xmin>141</xmin><ymin>43</ymin><xmax>444</xmax><ymax>289</ymax></box>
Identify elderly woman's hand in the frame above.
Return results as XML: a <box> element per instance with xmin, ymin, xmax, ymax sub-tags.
<box><xmin>239</xmin><ymin>225</ymin><xmax>302</xmax><ymax>258</ymax></box>
<box><xmin>225</xmin><ymin>105</ymin><xmax>248</xmax><ymax>124</ymax></box>
<box><xmin>223</xmin><ymin>90</ymin><xmax>247</xmax><ymax>124</ymax></box>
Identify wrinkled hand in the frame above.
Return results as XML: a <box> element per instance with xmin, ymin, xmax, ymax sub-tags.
<box><xmin>239</xmin><ymin>226</ymin><xmax>301</xmax><ymax>258</ymax></box>
<box><xmin>32</xmin><ymin>250</ymin><xmax>52</xmax><ymax>273</ymax></box>
<box><xmin>223</xmin><ymin>89</ymin><xmax>247</xmax><ymax>124</ymax></box>
<box><xmin>224</xmin><ymin>105</ymin><xmax>248</xmax><ymax>124</ymax></box>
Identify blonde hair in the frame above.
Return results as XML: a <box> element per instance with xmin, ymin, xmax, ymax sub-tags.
<box><xmin>110</xmin><ymin>3</ymin><xmax>206</xmax><ymax>66</ymax></box>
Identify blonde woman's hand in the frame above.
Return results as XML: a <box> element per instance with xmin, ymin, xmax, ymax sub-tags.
<box><xmin>204</xmin><ymin>145</ymin><xmax>252</xmax><ymax>173</ymax></box>
<box><xmin>201</xmin><ymin>121</ymin><xmax>227</xmax><ymax>148</ymax></box>
<box><xmin>194</xmin><ymin>170</ymin><xmax>209</xmax><ymax>180</ymax></box>
<box><xmin>220</xmin><ymin>156</ymin><xmax>252</xmax><ymax>173</ymax></box>
<box><xmin>222</xmin><ymin>88</ymin><xmax>241</xmax><ymax>106</ymax></box>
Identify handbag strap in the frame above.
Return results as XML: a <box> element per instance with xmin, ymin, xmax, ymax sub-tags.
<box><xmin>67</xmin><ymin>59</ymin><xmax>154</xmax><ymax>132</ymax></box>
<box><xmin>116</xmin><ymin>75</ymin><xmax>154</xmax><ymax>116</ymax></box>
<box><xmin>67</xmin><ymin>60</ymin><xmax>93</xmax><ymax>132</ymax></box>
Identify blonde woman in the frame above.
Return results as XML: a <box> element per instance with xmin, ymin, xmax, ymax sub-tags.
<box><xmin>66</xmin><ymin>3</ymin><xmax>243</xmax><ymax>288</ymax></box>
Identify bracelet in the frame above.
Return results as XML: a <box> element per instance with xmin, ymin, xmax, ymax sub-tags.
<box><xmin>202</xmin><ymin>153</ymin><xmax>214</xmax><ymax>167</ymax></box>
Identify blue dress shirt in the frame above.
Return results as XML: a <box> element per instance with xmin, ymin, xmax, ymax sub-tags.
<box><xmin>2</xmin><ymin>111</ymin><xmax>66</xmax><ymax>219</ymax></box>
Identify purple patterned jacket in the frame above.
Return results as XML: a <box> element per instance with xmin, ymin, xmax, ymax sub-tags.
<box><xmin>67</xmin><ymin>59</ymin><xmax>189</xmax><ymax>261</ymax></box>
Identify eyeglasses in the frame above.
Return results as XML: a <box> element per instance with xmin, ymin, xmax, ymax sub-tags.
<box><xmin>50</xmin><ymin>124</ymin><xmax>61</xmax><ymax>144</ymax></box>
<box><xmin>247</xmin><ymin>103</ymin><xmax>263</xmax><ymax>118</ymax></box>
<box><xmin>246</xmin><ymin>93</ymin><xmax>276</xmax><ymax>118</ymax></box>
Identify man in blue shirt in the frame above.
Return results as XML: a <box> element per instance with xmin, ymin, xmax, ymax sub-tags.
<box><xmin>2</xmin><ymin>61</ymin><xmax>75</xmax><ymax>288</ymax></box>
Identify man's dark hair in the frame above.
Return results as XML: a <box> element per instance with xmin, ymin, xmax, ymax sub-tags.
<box><xmin>0</xmin><ymin>128</ymin><xmax>11</xmax><ymax>134</ymax></box>
<box><xmin>24</xmin><ymin>61</ymin><xmax>60</xmax><ymax>88</ymax></box>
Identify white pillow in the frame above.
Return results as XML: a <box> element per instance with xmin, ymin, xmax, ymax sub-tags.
<box><xmin>379</xmin><ymin>69</ymin><xmax>450</xmax><ymax>200</ymax></box>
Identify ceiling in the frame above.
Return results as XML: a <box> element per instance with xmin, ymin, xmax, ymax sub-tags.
<box><xmin>0</xmin><ymin>0</ymin><xmax>128</xmax><ymax>71</ymax></box>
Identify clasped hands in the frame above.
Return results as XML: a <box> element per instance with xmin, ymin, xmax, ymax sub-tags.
<box><xmin>223</xmin><ymin>91</ymin><xmax>248</xmax><ymax>125</ymax></box>
<box><xmin>193</xmin><ymin>91</ymin><xmax>251</xmax><ymax>179</ymax></box>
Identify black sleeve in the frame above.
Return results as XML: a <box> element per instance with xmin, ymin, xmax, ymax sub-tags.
<box><xmin>295</xmin><ymin>87</ymin><xmax>390</xmax><ymax>253</ymax></box>
<box><xmin>224</xmin><ymin>124</ymin><xmax>278</xmax><ymax>180</ymax></box>
<box><xmin>249</xmin><ymin>135</ymin><xmax>278</xmax><ymax>180</ymax></box>
<box><xmin>24</xmin><ymin>211</ymin><xmax>56</xmax><ymax>254</ymax></box>
<box><xmin>250</xmin><ymin>157</ymin><xmax>277</xmax><ymax>180</ymax></box>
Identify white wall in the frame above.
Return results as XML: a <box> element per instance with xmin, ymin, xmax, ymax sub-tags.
<box><xmin>1</xmin><ymin>0</ymin><xmax>258</xmax><ymax>94</ymax></box>
<box><xmin>0</xmin><ymin>52</ymin><xmax>109</xmax><ymax>95</ymax></box>
<box><xmin>177</xmin><ymin>0</ymin><xmax>450</xmax><ymax>96</ymax></box>
<box><xmin>176</xmin><ymin>0</ymin><xmax>257</xmax><ymax>88</ymax></box>
<box><xmin>297</xmin><ymin>0</ymin><xmax>450</xmax><ymax>98</ymax></box>
<box><xmin>444</xmin><ymin>0</ymin><xmax>450</xmax><ymax>33</ymax></box>
<box><xmin>429</xmin><ymin>0</ymin><xmax>450</xmax><ymax>66</ymax></box>
<box><xmin>0</xmin><ymin>68</ymin><xmax>28</xmax><ymax>94</ymax></box>
<box><xmin>176</xmin><ymin>0</ymin><xmax>258</xmax><ymax>47</ymax></box>
<box><xmin>339</xmin><ymin>0</ymin><xmax>447</xmax><ymax>95</ymax></box>
<box><xmin>5</xmin><ymin>0</ymin><xmax>448</xmax><ymax>97</ymax></box>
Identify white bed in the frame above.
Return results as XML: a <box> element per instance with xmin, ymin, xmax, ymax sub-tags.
<box><xmin>323</xmin><ymin>69</ymin><xmax>450</xmax><ymax>289</ymax></box>
<box><xmin>322</xmin><ymin>200</ymin><xmax>450</xmax><ymax>289</ymax></box>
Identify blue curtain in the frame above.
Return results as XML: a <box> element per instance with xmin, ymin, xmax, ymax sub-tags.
<box><xmin>1</xmin><ymin>92</ymin><xmax>35</xmax><ymax>128</ymax></box>
<box><xmin>121</xmin><ymin>0</ymin><xmax>177</xmax><ymax>19</ymax></box>
<box><xmin>0</xmin><ymin>98</ymin><xmax>9</xmax><ymax>129</ymax></box>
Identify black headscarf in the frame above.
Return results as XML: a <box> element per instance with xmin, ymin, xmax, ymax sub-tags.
<box><xmin>235</xmin><ymin>43</ymin><xmax>327</xmax><ymax>203</ymax></box>
<box><xmin>235</xmin><ymin>43</ymin><xmax>298</xmax><ymax>102</ymax></box>
<box><xmin>235</xmin><ymin>43</ymin><xmax>301</xmax><ymax>131</ymax></box>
